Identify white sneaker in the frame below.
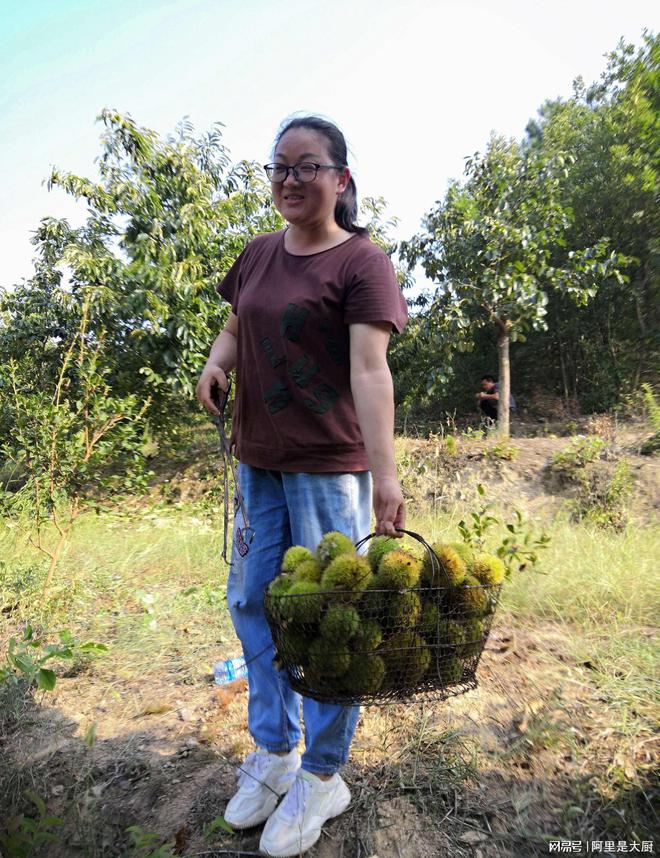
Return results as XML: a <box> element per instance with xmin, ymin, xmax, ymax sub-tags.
<box><xmin>259</xmin><ymin>769</ymin><xmax>351</xmax><ymax>857</ymax></box>
<box><xmin>224</xmin><ymin>748</ymin><xmax>300</xmax><ymax>829</ymax></box>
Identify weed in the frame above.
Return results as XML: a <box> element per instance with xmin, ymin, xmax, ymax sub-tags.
<box><xmin>549</xmin><ymin>436</ymin><xmax>605</xmax><ymax>478</ymax></box>
<box><xmin>0</xmin><ymin>560</ymin><xmax>45</xmax><ymax>613</ymax></box>
<box><xmin>570</xmin><ymin>459</ymin><xmax>635</xmax><ymax>530</ymax></box>
<box><xmin>125</xmin><ymin>826</ymin><xmax>176</xmax><ymax>858</ymax></box>
<box><xmin>497</xmin><ymin>509</ymin><xmax>552</xmax><ymax>572</ymax></box>
<box><xmin>461</xmin><ymin>426</ymin><xmax>485</xmax><ymax>441</ymax></box>
<box><xmin>641</xmin><ymin>383</ymin><xmax>660</xmax><ymax>431</ymax></box>
<box><xmin>0</xmin><ymin>625</ymin><xmax>106</xmax><ymax>693</ymax></box>
<box><xmin>639</xmin><ymin>384</ymin><xmax>660</xmax><ymax>455</ymax></box>
<box><xmin>202</xmin><ymin>816</ymin><xmax>235</xmax><ymax>840</ymax></box>
<box><xmin>457</xmin><ymin>484</ymin><xmax>500</xmax><ymax>546</ymax></box>
<box><xmin>457</xmin><ymin>484</ymin><xmax>550</xmax><ymax>574</ymax></box>
<box><xmin>483</xmin><ymin>440</ymin><xmax>519</xmax><ymax>462</ymax></box>
<box><xmin>0</xmin><ymin>791</ymin><xmax>63</xmax><ymax>857</ymax></box>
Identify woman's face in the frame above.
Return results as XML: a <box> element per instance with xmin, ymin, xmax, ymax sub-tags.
<box><xmin>270</xmin><ymin>128</ymin><xmax>349</xmax><ymax>229</ymax></box>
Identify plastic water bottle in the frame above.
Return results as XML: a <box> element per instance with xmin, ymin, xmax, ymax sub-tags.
<box><xmin>213</xmin><ymin>656</ymin><xmax>248</xmax><ymax>685</ymax></box>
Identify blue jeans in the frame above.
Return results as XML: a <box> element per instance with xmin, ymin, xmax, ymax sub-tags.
<box><xmin>226</xmin><ymin>464</ymin><xmax>372</xmax><ymax>775</ymax></box>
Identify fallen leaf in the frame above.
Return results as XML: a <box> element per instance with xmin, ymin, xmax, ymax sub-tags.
<box><xmin>213</xmin><ymin>678</ymin><xmax>247</xmax><ymax>709</ymax></box>
<box><xmin>135</xmin><ymin>700</ymin><xmax>172</xmax><ymax>717</ymax></box>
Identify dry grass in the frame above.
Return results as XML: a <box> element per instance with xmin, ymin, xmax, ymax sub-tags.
<box><xmin>1</xmin><ymin>434</ymin><xmax>658</xmax><ymax>856</ymax></box>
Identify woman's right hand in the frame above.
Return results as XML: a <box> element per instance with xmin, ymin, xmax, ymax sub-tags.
<box><xmin>196</xmin><ymin>364</ymin><xmax>229</xmax><ymax>416</ymax></box>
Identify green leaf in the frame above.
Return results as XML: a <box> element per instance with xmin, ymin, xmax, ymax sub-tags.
<box><xmin>203</xmin><ymin>816</ymin><xmax>235</xmax><ymax>839</ymax></box>
<box><xmin>25</xmin><ymin>790</ymin><xmax>47</xmax><ymax>817</ymax></box>
<box><xmin>79</xmin><ymin>641</ymin><xmax>108</xmax><ymax>653</ymax></box>
<box><xmin>37</xmin><ymin>669</ymin><xmax>57</xmax><ymax>691</ymax></box>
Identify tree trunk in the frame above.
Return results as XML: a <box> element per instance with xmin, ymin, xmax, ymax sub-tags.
<box><xmin>496</xmin><ymin>322</ymin><xmax>510</xmax><ymax>438</ymax></box>
<box><xmin>558</xmin><ymin>338</ymin><xmax>569</xmax><ymax>403</ymax></box>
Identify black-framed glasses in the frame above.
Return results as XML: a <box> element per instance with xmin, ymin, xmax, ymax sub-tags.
<box><xmin>263</xmin><ymin>162</ymin><xmax>345</xmax><ymax>183</ymax></box>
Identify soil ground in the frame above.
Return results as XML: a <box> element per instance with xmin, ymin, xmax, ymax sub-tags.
<box><xmin>1</xmin><ymin>432</ymin><xmax>658</xmax><ymax>857</ymax></box>
<box><xmin>3</xmin><ymin>618</ymin><xmax>656</xmax><ymax>857</ymax></box>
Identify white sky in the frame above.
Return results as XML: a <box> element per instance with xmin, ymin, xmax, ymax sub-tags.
<box><xmin>1</xmin><ymin>0</ymin><xmax>656</xmax><ymax>289</ymax></box>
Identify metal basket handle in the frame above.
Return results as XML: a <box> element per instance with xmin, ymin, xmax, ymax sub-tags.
<box><xmin>354</xmin><ymin>529</ymin><xmax>456</xmax><ymax>592</ymax></box>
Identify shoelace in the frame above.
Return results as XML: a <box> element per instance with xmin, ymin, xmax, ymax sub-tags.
<box><xmin>236</xmin><ymin>751</ymin><xmax>271</xmax><ymax>789</ymax></box>
<box><xmin>236</xmin><ymin>752</ymin><xmax>296</xmax><ymax>798</ymax></box>
<box><xmin>277</xmin><ymin>775</ymin><xmax>312</xmax><ymax>823</ymax></box>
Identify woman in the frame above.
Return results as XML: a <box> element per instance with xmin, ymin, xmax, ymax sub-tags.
<box><xmin>196</xmin><ymin>115</ymin><xmax>407</xmax><ymax>857</ymax></box>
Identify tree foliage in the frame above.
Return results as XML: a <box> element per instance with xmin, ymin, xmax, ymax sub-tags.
<box><xmin>0</xmin><ymin>112</ymin><xmax>283</xmax><ymax>585</ymax></box>
<box><xmin>398</xmin><ymin>32</ymin><xmax>657</xmax><ymax>422</ymax></box>
<box><xmin>0</xmin><ymin>110</ymin><xmax>283</xmax><ymax>440</ymax></box>
<box><xmin>403</xmin><ymin>136</ymin><xmax>626</xmax><ymax>433</ymax></box>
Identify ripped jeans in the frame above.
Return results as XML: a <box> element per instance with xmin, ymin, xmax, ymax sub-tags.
<box><xmin>226</xmin><ymin>464</ymin><xmax>372</xmax><ymax>775</ymax></box>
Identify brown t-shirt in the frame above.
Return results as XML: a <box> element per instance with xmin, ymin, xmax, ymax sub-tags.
<box><xmin>217</xmin><ymin>230</ymin><xmax>408</xmax><ymax>472</ymax></box>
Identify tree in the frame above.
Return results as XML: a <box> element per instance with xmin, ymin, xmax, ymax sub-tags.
<box><xmin>403</xmin><ymin>137</ymin><xmax>627</xmax><ymax>435</ymax></box>
<box><xmin>1</xmin><ymin>296</ymin><xmax>150</xmax><ymax>593</ymax></box>
<box><xmin>524</xmin><ymin>32</ymin><xmax>659</xmax><ymax>401</ymax></box>
<box><xmin>0</xmin><ymin>110</ymin><xmax>283</xmax><ymax>442</ymax></box>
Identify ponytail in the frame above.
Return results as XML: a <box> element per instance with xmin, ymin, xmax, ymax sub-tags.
<box><xmin>336</xmin><ymin>176</ymin><xmax>368</xmax><ymax>235</ymax></box>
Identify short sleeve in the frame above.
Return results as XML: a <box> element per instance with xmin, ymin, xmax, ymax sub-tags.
<box><xmin>343</xmin><ymin>243</ymin><xmax>408</xmax><ymax>333</ymax></box>
<box><xmin>217</xmin><ymin>250</ymin><xmax>246</xmax><ymax>315</ymax></box>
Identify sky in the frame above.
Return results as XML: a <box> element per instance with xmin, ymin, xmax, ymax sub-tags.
<box><xmin>0</xmin><ymin>0</ymin><xmax>656</xmax><ymax>289</ymax></box>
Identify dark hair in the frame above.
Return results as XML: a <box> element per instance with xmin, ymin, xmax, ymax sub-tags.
<box><xmin>273</xmin><ymin>115</ymin><xmax>368</xmax><ymax>236</ymax></box>
<box><xmin>481</xmin><ymin>374</ymin><xmax>496</xmax><ymax>382</ymax></box>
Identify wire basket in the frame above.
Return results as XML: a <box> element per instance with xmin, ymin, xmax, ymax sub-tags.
<box><xmin>264</xmin><ymin>530</ymin><xmax>501</xmax><ymax>705</ymax></box>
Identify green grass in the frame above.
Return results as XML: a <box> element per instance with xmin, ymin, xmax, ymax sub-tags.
<box><xmin>2</xmin><ymin>503</ymin><xmax>656</xmax><ymax>707</ymax></box>
<box><xmin>0</xmin><ymin>504</ymin><xmax>237</xmax><ymax>684</ymax></box>
<box><xmin>503</xmin><ymin>522</ymin><xmax>659</xmax><ymax>731</ymax></box>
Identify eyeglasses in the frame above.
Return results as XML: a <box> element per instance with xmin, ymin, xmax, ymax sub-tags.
<box><xmin>263</xmin><ymin>162</ymin><xmax>345</xmax><ymax>183</ymax></box>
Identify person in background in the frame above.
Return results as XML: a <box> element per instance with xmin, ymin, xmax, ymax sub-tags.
<box><xmin>476</xmin><ymin>374</ymin><xmax>516</xmax><ymax>421</ymax></box>
<box><xmin>196</xmin><ymin>114</ymin><xmax>407</xmax><ymax>857</ymax></box>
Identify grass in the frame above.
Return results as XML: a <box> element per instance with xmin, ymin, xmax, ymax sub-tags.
<box><xmin>503</xmin><ymin>522</ymin><xmax>659</xmax><ymax>724</ymax></box>
<box><xmin>1</xmin><ymin>438</ymin><xmax>658</xmax><ymax>855</ymax></box>
<box><xmin>0</xmin><ymin>504</ymin><xmax>236</xmax><ymax>685</ymax></box>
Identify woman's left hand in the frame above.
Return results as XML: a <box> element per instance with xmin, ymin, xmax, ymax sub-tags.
<box><xmin>373</xmin><ymin>476</ymin><xmax>405</xmax><ymax>537</ymax></box>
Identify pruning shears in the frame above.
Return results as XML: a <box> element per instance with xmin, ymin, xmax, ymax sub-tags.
<box><xmin>211</xmin><ymin>377</ymin><xmax>254</xmax><ymax>563</ymax></box>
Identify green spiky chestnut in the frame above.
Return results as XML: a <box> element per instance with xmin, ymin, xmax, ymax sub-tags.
<box><xmin>316</xmin><ymin>531</ymin><xmax>355</xmax><ymax>569</ymax></box>
<box><xmin>308</xmin><ymin>637</ymin><xmax>351</xmax><ymax>678</ymax></box>
<box><xmin>280</xmin><ymin>629</ymin><xmax>313</xmax><ymax>664</ymax></box>
<box><xmin>460</xmin><ymin>618</ymin><xmax>485</xmax><ymax>657</ymax></box>
<box><xmin>360</xmin><ymin>575</ymin><xmax>386</xmax><ymax>616</ymax></box>
<box><xmin>471</xmin><ymin>553</ymin><xmax>506</xmax><ymax>586</ymax></box>
<box><xmin>366</xmin><ymin>536</ymin><xmax>399</xmax><ymax>572</ymax></box>
<box><xmin>293</xmin><ymin>558</ymin><xmax>323</xmax><ymax>584</ymax></box>
<box><xmin>419</xmin><ymin>601</ymin><xmax>440</xmax><ymax>638</ymax></box>
<box><xmin>342</xmin><ymin>654</ymin><xmax>386</xmax><ymax>695</ymax></box>
<box><xmin>320</xmin><ymin>604</ymin><xmax>361</xmax><ymax>641</ymax></box>
<box><xmin>438</xmin><ymin>654</ymin><xmax>463</xmax><ymax>685</ymax></box>
<box><xmin>460</xmin><ymin>574</ymin><xmax>491</xmax><ymax>618</ymax></box>
<box><xmin>353</xmin><ymin>618</ymin><xmax>383</xmax><ymax>652</ymax></box>
<box><xmin>268</xmin><ymin>573</ymin><xmax>294</xmax><ymax>597</ymax></box>
<box><xmin>281</xmin><ymin>581</ymin><xmax>323</xmax><ymax>625</ymax></box>
<box><xmin>320</xmin><ymin>554</ymin><xmax>372</xmax><ymax>602</ymax></box>
<box><xmin>281</xmin><ymin>545</ymin><xmax>315</xmax><ymax>573</ymax></box>
<box><xmin>448</xmin><ymin>541</ymin><xmax>475</xmax><ymax>567</ymax></box>
<box><xmin>421</xmin><ymin>543</ymin><xmax>467</xmax><ymax>587</ymax></box>
<box><xmin>435</xmin><ymin>619</ymin><xmax>467</xmax><ymax>648</ymax></box>
<box><xmin>378</xmin><ymin>549</ymin><xmax>422</xmax><ymax>589</ymax></box>
<box><xmin>383</xmin><ymin>590</ymin><xmax>422</xmax><ymax>630</ymax></box>
<box><xmin>380</xmin><ymin>631</ymin><xmax>431</xmax><ymax>686</ymax></box>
